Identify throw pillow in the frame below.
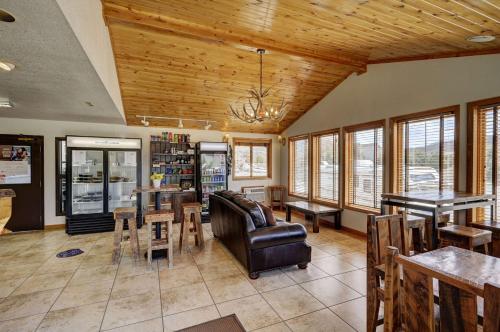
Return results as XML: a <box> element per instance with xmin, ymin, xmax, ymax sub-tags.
<box><xmin>258</xmin><ymin>202</ymin><xmax>277</xmax><ymax>226</ymax></box>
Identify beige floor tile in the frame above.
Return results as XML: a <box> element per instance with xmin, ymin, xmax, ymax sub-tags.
<box><xmin>336</xmin><ymin>251</ymin><xmax>367</xmax><ymax>268</ymax></box>
<box><xmin>111</xmin><ymin>271</ymin><xmax>159</xmax><ymax>300</ymax></box>
<box><xmin>301</xmin><ymin>276</ymin><xmax>361</xmax><ymax>306</ymax></box>
<box><xmin>159</xmin><ymin>265</ymin><xmax>203</xmax><ymax>290</ymax></box>
<box><xmin>0</xmin><ymin>277</ymin><xmax>27</xmax><ymax>298</ymax></box>
<box><xmin>52</xmin><ymin>279</ymin><xmax>113</xmax><ymax>310</ymax></box>
<box><xmin>158</xmin><ymin>252</ymin><xmax>197</xmax><ymax>270</ymax></box>
<box><xmin>0</xmin><ymin>288</ymin><xmax>62</xmax><ymax>321</ymax></box>
<box><xmin>116</xmin><ymin>260</ymin><xmax>157</xmax><ymax>278</ymax></box>
<box><xmin>315</xmin><ymin>243</ymin><xmax>356</xmax><ymax>255</ymax></box>
<box><xmin>0</xmin><ymin>263</ymin><xmax>41</xmax><ymax>280</ymax></box>
<box><xmin>205</xmin><ymin>275</ymin><xmax>257</xmax><ymax>303</ymax></box>
<box><xmin>102</xmin><ymin>291</ymin><xmax>162</xmax><ymax>330</ymax></box>
<box><xmin>330</xmin><ymin>297</ymin><xmax>367</xmax><ymax>332</ymax></box>
<box><xmin>12</xmin><ymin>271</ymin><xmax>73</xmax><ymax>296</ymax></box>
<box><xmin>281</xmin><ymin>264</ymin><xmax>328</xmax><ymax>283</ymax></box>
<box><xmin>197</xmin><ymin>260</ymin><xmax>241</xmax><ymax>281</ymax></box>
<box><xmin>37</xmin><ymin>301</ymin><xmax>107</xmax><ymax>332</ymax></box>
<box><xmin>0</xmin><ymin>313</ymin><xmax>45</xmax><ymax>332</ymax></box>
<box><xmin>191</xmin><ymin>247</ymin><xmax>229</xmax><ymax>265</ymax></box>
<box><xmin>163</xmin><ymin>305</ymin><xmax>220</xmax><ymax>332</ymax></box>
<box><xmin>35</xmin><ymin>259</ymin><xmax>82</xmax><ymax>274</ymax></box>
<box><xmin>247</xmin><ymin>269</ymin><xmax>296</xmax><ymax>293</ymax></box>
<box><xmin>311</xmin><ymin>256</ymin><xmax>358</xmax><ymax>275</ymax></box>
<box><xmin>334</xmin><ymin>269</ymin><xmax>367</xmax><ymax>295</ymax></box>
<box><xmin>253</xmin><ymin>322</ymin><xmax>292</xmax><ymax>332</ymax></box>
<box><xmin>69</xmin><ymin>265</ymin><xmax>118</xmax><ymax>286</ymax></box>
<box><xmin>262</xmin><ymin>285</ymin><xmax>324</xmax><ymax>320</ymax></box>
<box><xmin>103</xmin><ymin>317</ymin><xmax>163</xmax><ymax>332</ymax></box>
<box><xmin>80</xmin><ymin>253</ymin><xmax>114</xmax><ymax>268</ymax></box>
<box><xmin>217</xmin><ymin>294</ymin><xmax>281</xmax><ymax>330</ymax></box>
<box><xmin>310</xmin><ymin>246</ymin><xmax>332</xmax><ymax>260</ymax></box>
<box><xmin>161</xmin><ymin>282</ymin><xmax>213</xmax><ymax>316</ymax></box>
<box><xmin>285</xmin><ymin>308</ymin><xmax>355</xmax><ymax>332</ymax></box>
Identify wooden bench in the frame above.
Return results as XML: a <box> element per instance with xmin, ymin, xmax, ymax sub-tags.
<box><xmin>469</xmin><ymin>220</ymin><xmax>500</xmax><ymax>257</ymax></box>
<box><xmin>438</xmin><ymin>225</ymin><xmax>492</xmax><ymax>253</ymax></box>
<box><xmin>285</xmin><ymin>201</ymin><xmax>342</xmax><ymax>232</ymax></box>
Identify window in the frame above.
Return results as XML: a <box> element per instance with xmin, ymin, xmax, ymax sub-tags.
<box><xmin>55</xmin><ymin>137</ymin><xmax>66</xmax><ymax>216</ymax></box>
<box><xmin>312</xmin><ymin>130</ymin><xmax>339</xmax><ymax>205</ymax></box>
<box><xmin>468</xmin><ymin>97</ymin><xmax>500</xmax><ymax>221</ymax></box>
<box><xmin>344</xmin><ymin>121</ymin><xmax>384</xmax><ymax>212</ymax></box>
<box><xmin>391</xmin><ymin>106</ymin><xmax>459</xmax><ymax>193</ymax></box>
<box><xmin>233</xmin><ymin>138</ymin><xmax>271</xmax><ymax>179</ymax></box>
<box><xmin>288</xmin><ymin>135</ymin><xmax>309</xmax><ymax>198</ymax></box>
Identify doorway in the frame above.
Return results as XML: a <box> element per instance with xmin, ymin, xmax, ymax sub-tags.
<box><xmin>0</xmin><ymin>134</ymin><xmax>44</xmax><ymax>231</ymax></box>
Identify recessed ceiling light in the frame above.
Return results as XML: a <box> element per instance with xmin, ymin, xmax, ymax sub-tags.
<box><xmin>0</xmin><ymin>9</ymin><xmax>15</xmax><ymax>23</ymax></box>
<box><xmin>0</xmin><ymin>100</ymin><xmax>13</xmax><ymax>108</ymax></box>
<box><xmin>467</xmin><ymin>35</ymin><xmax>496</xmax><ymax>43</ymax></box>
<box><xmin>0</xmin><ymin>61</ymin><xmax>15</xmax><ymax>72</ymax></box>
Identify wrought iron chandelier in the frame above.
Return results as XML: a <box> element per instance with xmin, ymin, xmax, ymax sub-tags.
<box><xmin>229</xmin><ymin>49</ymin><xmax>288</xmax><ymax>124</ymax></box>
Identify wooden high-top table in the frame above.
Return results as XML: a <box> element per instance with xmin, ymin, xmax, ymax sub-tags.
<box><xmin>381</xmin><ymin>191</ymin><xmax>496</xmax><ymax>249</ymax></box>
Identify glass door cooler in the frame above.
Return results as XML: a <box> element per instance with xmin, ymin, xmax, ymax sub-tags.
<box><xmin>66</xmin><ymin>136</ymin><xmax>142</xmax><ymax>234</ymax></box>
<box><xmin>196</xmin><ymin>142</ymin><xmax>228</xmax><ymax>220</ymax></box>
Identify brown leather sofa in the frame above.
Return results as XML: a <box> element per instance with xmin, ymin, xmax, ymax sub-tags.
<box><xmin>210</xmin><ymin>191</ymin><xmax>311</xmax><ymax>279</ymax></box>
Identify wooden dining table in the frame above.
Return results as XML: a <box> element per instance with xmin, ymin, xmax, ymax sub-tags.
<box><xmin>396</xmin><ymin>246</ymin><xmax>500</xmax><ymax>330</ymax></box>
<box><xmin>381</xmin><ymin>191</ymin><xmax>496</xmax><ymax>249</ymax></box>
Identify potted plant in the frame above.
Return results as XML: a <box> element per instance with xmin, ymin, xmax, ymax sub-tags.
<box><xmin>150</xmin><ymin>173</ymin><xmax>164</xmax><ymax>188</ymax></box>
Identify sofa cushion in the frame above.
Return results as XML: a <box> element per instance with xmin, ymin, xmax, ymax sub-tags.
<box><xmin>233</xmin><ymin>196</ymin><xmax>267</xmax><ymax>228</ymax></box>
<box><xmin>216</xmin><ymin>190</ymin><xmax>244</xmax><ymax>202</ymax></box>
<box><xmin>258</xmin><ymin>203</ymin><xmax>277</xmax><ymax>226</ymax></box>
<box><xmin>248</xmin><ymin>223</ymin><xmax>307</xmax><ymax>250</ymax></box>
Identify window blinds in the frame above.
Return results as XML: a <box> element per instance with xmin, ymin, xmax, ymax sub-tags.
<box><xmin>347</xmin><ymin>127</ymin><xmax>384</xmax><ymax>209</ymax></box>
<box><xmin>397</xmin><ymin>114</ymin><xmax>455</xmax><ymax>192</ymax></box>
<box><xmin>312</xmin><ymin>132</ymin><xmax>339</xmax><ymax>203</ymax></box>
<box><xmin>477</xmin><ymin>105</ymin><xmax>499</xmax><ymax>220</ymax></box>
<box><xmin>290</xmin><ymin>137</ymin><xmax>309</xmax><ymax>197</ymax></box>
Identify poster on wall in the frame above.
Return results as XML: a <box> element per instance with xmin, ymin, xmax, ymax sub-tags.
<box><xmin>0</xmin><ymin>145</ymin><xmax>32</xmax><ymax>184</ymax></box>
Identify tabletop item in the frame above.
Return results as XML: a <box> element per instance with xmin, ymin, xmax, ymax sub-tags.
<box><xmin>285</xmin><ymin>201</ymin><xmax>342</xmax><ymax>232</ymax></box>
<box><xmin>381</xmin><ymin>191</ymin><xmax>496</xmax><ymax>249</ymax></box>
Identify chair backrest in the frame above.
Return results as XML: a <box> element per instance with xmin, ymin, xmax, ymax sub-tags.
<box><xmin>367</xmin><ymin>214</ymin><xmax>410</xmax><ymax>268</ymax></box>
<box><xmin>388</xmin><ymin>248</ymin><xmax>500</xmax><ymax>332</ymax></box>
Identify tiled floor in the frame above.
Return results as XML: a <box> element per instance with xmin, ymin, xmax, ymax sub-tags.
<box><xmin>0</xmin><ymin>212</ymin><xmax>373</xmax><ymax>331</ymax></box>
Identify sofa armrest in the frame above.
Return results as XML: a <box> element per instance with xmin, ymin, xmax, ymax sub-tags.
<box><xmin>248</xmin><ymin>223</ymin><xmax>307</xmax><ymax>250</ymax></box>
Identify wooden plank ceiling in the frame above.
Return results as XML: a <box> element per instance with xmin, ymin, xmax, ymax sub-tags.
<box><xmin>102</xmin><ymin>0</ymin><xmax>500</xmax><ymax>134</ymax></box>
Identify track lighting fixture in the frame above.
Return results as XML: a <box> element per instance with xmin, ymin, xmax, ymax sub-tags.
<box><xmin>204</xmin><ymin>121</ymin><xmax>212</xmax><ymax>130</ymax></box>
<box><xmin>140</xmin><ymin>116</ymin><xmax>149</xmax><ymax>127</ymax></box>
<box><xmin>136</xmin><ymin>115</ymin><xmax>215</xmax><ymax>130</ymax></box>
<box><xmin>178</xmin><ymin>119</ymin><xmax>184</xmax><ymax>128</ymax></box>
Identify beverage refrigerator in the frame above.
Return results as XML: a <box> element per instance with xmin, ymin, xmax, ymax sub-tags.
<box><xmin>195</xmin><ymin>142</ymin><xmax>228</xmax><ymax>220</ymax></box>
<box><xmin>65</xmin><ymin>136</ymin><xmax>142</xmax><ymax>234</ymax></box>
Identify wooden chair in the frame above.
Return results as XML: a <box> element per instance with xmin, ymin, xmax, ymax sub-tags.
<box><xmin>112</xmin><ymin>207</ymin><xmax>139</xmax><ymax>264</ymax></box>
<box><xmin>366</xmin><ymin>214</ymin><xmax>410</xmax><ymax>332</ymax></box>
<box><xmin>468</xmin><ymin>220</ymin><xmax>500</xmax><ymax>257</ymax></box>
<box><xmin>179</xmin><ymin>202</ymin><xmax>204</xmax><ymax>253</ymax></box>
<box><xmin>268</xmin><ymin>185</ymin><xmax>286</xmax><ymax>211</ymax></box>
<box><xmin>144</xmin><ymin>209</ymin><xmax>174</xmax><ymax>268</ymax></box>
<box><xmin>438</xmin><ymin>225</ymin><xmax>492</xmax><ymax>253</ymax></box>
<box><xmin>397</xmin><ymin>211</ymin><xmax>426</xmax><ymax>253</ymax></box>
<box><xmin>387</xmin><ymin>246</ymin><xmax>500</xmax><ymax>332</ymax></box>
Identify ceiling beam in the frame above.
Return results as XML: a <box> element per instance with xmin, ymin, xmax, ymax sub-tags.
<box><xmin>102</xmin><ymin>2</ymin><xmax>367</xmax><ymax>72</ymax></box>
<box><xmin>368</xmin><ymin>48</ymin><xmax>500</xmax><ymax>64</ymax></box>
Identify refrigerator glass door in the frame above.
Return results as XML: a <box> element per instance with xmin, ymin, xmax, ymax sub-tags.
<box><xmin>200</xmin><ymin>153</ymin><xmax>226</xmax><ymax>212</ymax></box>
<box><xmin>108</xmin><ymin>151</ymin><xmax>138</xmax><ymax>211</ymax></box>
<box><xmin>71</xmin><ymin>150</ymin><xmax>104</xmax><ymax>215</ymax></box>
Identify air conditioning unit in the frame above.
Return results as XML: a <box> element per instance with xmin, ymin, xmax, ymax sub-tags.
<box><xmin>241</xmin><ymin>186</ymin><xmax>265</xmax><ymax>203</ymax></box>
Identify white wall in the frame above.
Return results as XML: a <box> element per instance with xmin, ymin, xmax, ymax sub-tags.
<box><xmin>281</xmin><ymin>54</ymin><xmax>500</xmax><ymax>233</ymax></box>
<box><xmin>0</xmin><ymin>118</ymin><xmax>281</xmax><ymax>226</ymax></box>
<box><xmin>56</xmin><ymin>0</ymin><xmax>125</xmax><ymax>121</ymax></box>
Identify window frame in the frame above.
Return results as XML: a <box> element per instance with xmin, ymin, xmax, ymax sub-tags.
<box><xmin>311</xmin><ymin>129</ymin><xmax>340</xmax><ymax>207</ymax></box>
<box><xmin>55</xmin><ymin>137</ymin><xmax>66</xmax><ymax>216</ymax></box>
<box><xmin>288</xmin><ymin>134</ymin><xmax>311</xmax><ymax>199</ymax></box>
<box><xmin>342</xmin><ymin>119</ymin><xmax>386</xmax><ymax>214</ymax></box>
<box><xmin>389</xmin><ymin>105</ymin><xmax>460</xmax><ymax>194</ymax></box>
<box><xmin>232</xmin><ymin>137</ymin><xmax>272</xmax><ymax>180</ymax></box>
<box><xmin>467</xmin><ymin>97</ymin><xmax>500</xmax><ymax>222</ymax></box>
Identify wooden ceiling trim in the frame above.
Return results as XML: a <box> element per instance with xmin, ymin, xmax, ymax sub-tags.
<box><xmin>368</xmin><ymin>47</ymin><xmax>500</xmax><ymax>64</ymax></box>
<box><xmin>102</xmin><ymin>2</ymin><xmax>367</xmax><ymax>71</ymax></box>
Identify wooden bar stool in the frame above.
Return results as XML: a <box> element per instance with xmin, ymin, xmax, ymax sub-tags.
<box><xmin>144</xmin><ymin>209</ymin><xmax>174</xmax><ymax>268</ymax></box>
<box><xmin>268</xmin><ymin>185</ymin><xmax>286</xmax><ymax>211</ymax></box>
<box><xmin>438</xmin><ymin>225</ymin><xmax>492</xmax><ymax>253</ymax></box>
<box><xmin>179</xmin><ymin>202</ymin><xmax>204</xmax><ymax>253</ymax></box>
<box><xmin>112</xmin><ymin>207</ymin><xmax>139</xmax><ymax>264</ymax></box>
<box><xmin>468</xmin><ymin>220</ymin><xmax>500</xmax><ymax>257</ymax></box>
